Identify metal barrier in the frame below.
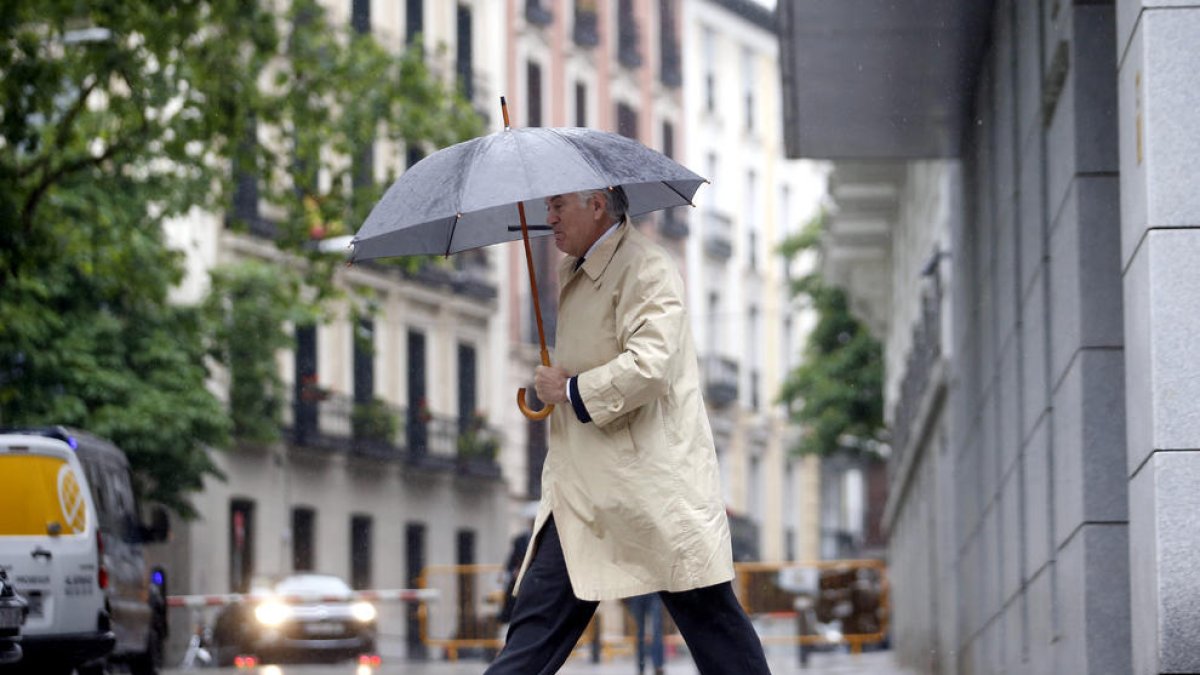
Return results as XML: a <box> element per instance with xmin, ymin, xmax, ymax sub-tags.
<box><xmin>416</xmin><ymin>559</ymin><xmax>888</xmax><ymax>661</ymax></box>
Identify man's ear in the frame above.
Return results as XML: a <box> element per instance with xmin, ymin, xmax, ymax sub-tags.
<box><xmin>591</xmin><ymin>192</ymin><xmax>607</xmax><ymax>219</ymax></box>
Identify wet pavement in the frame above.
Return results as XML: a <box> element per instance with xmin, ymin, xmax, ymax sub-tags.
<box><xmin>162</xmin><ymin>648</ymin><xmax>914</xmax><ymax>675</ymax></box>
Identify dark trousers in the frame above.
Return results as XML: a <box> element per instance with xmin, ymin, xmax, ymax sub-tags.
<box><xmin>484</xmin><ymin>517</ymin><xmax>772</xmax><ymax>675</ymax></box>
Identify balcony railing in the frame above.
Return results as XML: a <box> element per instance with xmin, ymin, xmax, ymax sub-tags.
<box><xmin>703</xmin><ymin>210</ymin><xmax>733</xmax><ymax>260</ymax></box>
<box><xmin>703</xmin><ymin>355</ymin><xmax>739</xmax><ymax>408</ymax></box>
<box><xmin>285</xmin><ymin>392</ymin><xmax>501</xmax><ymax>478</ymax></box>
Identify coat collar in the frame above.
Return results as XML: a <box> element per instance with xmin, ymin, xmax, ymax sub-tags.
<box><xmin>560</xmin><ymin>220</ymin><xmax>630</xmax><ymax>282</ymax></box>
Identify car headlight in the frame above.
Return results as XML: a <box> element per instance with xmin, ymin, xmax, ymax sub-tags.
<box><xmin>350</xmin><ymin>601</ymin><xmax>377</xmax><ymax>623</ymax></box>
<box><xmin>254</xmin><ymin>601</ymin><xmax>291</xmax><ymax>626</ymax></box>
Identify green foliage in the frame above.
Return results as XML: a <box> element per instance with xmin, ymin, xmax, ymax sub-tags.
<box><xmin>778</xmin><ymin>215</ymin><xmax>885</xmax><ymax>458</ymax></box>
<box><xmin>351</xmin><ymin>398</ymin><xmax>397</xmax><ymax>444</ymax></box>
<box><xmin>203</xmin><ymin>261</ymin><xmax>303</xmax><ymax>445</ymax></box>
<box><xmin>241</xmin><ymin>1</ymin><xmax>485</xmax><ymax>286</ymax></box>
<box><xmin>456</xmin><ymin>411</ymin><xmax>499</xmax><ymax>461</ymax></box>
<box><xmin>0</xmin><ymin>1</ymin><xmax>484</xmax><ymax>515</ymax></box>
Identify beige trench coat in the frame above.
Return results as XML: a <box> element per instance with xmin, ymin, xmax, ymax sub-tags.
<box><xmin>516</xmin><ymin>222</ymin><xmax>733</xmax><ymax>602</ymax></box>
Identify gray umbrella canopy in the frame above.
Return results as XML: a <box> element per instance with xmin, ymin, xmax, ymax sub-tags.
<box><xmin>351</xmin><ymin>126</ymin><xmax>705</xmax><ymax>261</ymax></box>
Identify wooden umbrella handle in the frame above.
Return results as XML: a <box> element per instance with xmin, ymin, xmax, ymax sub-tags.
<box><xmin>517</xmin><ymin>388</ymin><xmax>553</xmax><ymax>420</ymax></box>
<box><xmin>503</xmin><ymin>96</ymin><xmax>555</xmax><ymax>421</ymax></box>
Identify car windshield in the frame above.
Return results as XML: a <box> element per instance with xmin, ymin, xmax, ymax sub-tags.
<box><xmin>273</xmin><ymin>574</ymin><xmax>351</xmax><ymax>597</ymax></box>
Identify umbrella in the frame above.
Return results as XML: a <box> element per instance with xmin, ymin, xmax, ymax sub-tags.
<box><xmin>352</xmin><ymin>98</ymin><xmax>706</xmax><ymax>419</ymax></box>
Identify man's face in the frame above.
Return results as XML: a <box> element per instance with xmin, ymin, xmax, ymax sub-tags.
<box><xmin>545</xmin><ymin>192</ymin><xmax>607</xmax><ymax>258</ymax></box>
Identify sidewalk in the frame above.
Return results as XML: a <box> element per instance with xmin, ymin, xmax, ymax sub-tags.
<box><xmin>557</xmin><ymin>650</ymin><xmax>914</xmax><ymax>675</ymax></box>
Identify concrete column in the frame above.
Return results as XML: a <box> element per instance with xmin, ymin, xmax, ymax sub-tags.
<box><xmin>1116</xmin><ymin>3</ymin><xmax>1200</xmax><ymax>673</ymax></box>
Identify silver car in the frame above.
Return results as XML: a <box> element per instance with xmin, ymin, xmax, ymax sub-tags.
<box><xmin>210</xmin><ymin>574</ymin><xmax>378</xmax><ymax>666</ymax></box>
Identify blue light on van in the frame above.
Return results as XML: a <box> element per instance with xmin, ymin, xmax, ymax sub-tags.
<box><xmin>152</xmin><ymin>570</ymin><xmax>164</xmax><ymax>586</ymax></box>
<box><xmin>66</xmin><ymin>435</ymin><xmax>78</xmax><ymax>450</ymax></box>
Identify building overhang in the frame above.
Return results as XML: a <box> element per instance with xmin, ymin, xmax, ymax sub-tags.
<box><xmin>778</xmin><ymin>0</ymin><xmax>993</xmax><ymax>160</ymax></box>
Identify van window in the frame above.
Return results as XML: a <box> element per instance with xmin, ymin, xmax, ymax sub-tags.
<box><xmin>0</xmin><ymin>455</ymin><xmax>91</xmax><ymax>537</ymax></box>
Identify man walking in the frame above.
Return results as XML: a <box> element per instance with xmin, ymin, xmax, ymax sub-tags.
<box><xmin>484</xmin><ymin>187</ymin><xmax>770</xmax><ymax>674</ymax></box>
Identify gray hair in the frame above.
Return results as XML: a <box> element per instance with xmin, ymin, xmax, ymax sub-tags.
<box><xmin>576</xmin><ymin>186</ymin><xmax>629</xmax><ymax>223</ymax></box>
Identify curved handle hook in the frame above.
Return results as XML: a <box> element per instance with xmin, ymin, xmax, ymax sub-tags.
<box><xmin>517</xmin><ymin>387</ymin><xmax>554</xmax><ymax>420</ymax></box>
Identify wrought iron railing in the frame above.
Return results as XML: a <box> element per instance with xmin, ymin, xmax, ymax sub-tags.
<box><xmin>284</xmin><ymin>392</ymin><xmax>501</xmax><ymax>477</ymax></box>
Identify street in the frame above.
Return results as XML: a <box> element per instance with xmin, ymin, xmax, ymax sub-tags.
<box><xmin>161</xmin><ymin>649</ymin><xmax>914</xmax><ymax>675</ymax></box>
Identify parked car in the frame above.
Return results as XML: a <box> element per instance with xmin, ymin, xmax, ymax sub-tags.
<box><xmin>209</xmin><ymin>574</ymin><xmax>378</xmax><ymax>666</ymax></box>
<box><xmin>0</xmin><ymin>428</ymin><xmax>169</xmax><ymax>675</ymax></box>
<box><xmin>0</xmin><ymin>569</ymin><xmax>26</xmax><ymax>666</ymax></box>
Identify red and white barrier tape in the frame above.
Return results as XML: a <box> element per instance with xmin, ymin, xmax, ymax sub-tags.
<box><xmin>166</xmin><ymin>587</ymin><xmax>439</xmax><ymax>608</ymax></box>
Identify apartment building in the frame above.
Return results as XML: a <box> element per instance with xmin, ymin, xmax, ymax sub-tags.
<box><xmin>162</xmin><ymin>0</ymin><xmax>511</xmax><ymax>658</ymax></box>
<box><xmin>681</xmin><ymin>0</ymin><xmax>825</xmax><ymax>563</ymax></box>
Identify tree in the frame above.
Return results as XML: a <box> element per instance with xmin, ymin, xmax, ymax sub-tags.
<box><xmin>0</xmin><ymin>1</ymin><xmax>483</xmax><ymax>515</ymax></box>
<box><xmin>778</xmin><ymin>214</ymin><xmax>886</xmax><ymax>458</ymax></box>
<box><xmin>1</xmin><ymin>1</ymin><xmax>275</xmax><ymax>516</ymax></box>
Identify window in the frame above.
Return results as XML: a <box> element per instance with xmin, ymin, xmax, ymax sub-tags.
<box><xmin>350</xmin><ymin>514</ymin><xmax>373</xmax><ymax>590</ymax></box>
<box><xmin>457</xmin><ymin>343</ymin><xmax>477</xmax><ymax>434</ymax></box>
<box><xmin>526</xmin><ymin>0</ymin><xmax>553</xmax><ymax>26</ymax></box>
<box><xmin>352</xmin><ymin>0</ymin><xmax>370</xmax><ymax>35</ymax></box>
<box><xmin>229</xmin><ymin>499</ymin><xmax>255</xmax><ymax>593</ymax></box>
<box><xmin>749</xmin><ymin>454</ymin><xmax>762</xmax><ymax>520</ymax></box>
<box><xmin>527</xmin><ymin>61</ymin><xmax>543</xmax><ymax>127</ymax></box>
<box><xmin>748</xmin><ymin>306</ymin><xmax>760</xmax><ymax>410</ymax></box>
<box><xmin>406</xmin><ymin>329</ymin><xmax>427</xmax><ymax>454</ymax></box>
<box><xmin>292</xmin><ymin>507</ymin><xmax>315</xmax><ymax>572</ymax></box>
<box><xmin>353</xmin><ymin>318</ymin><xmax>374</xmax><ymax>404</ymax></box>
<box><xmin>707</xmin><ymin>291</ymin><xmax>720</xmax><ymax>354</ymax></box>
<box><xmin>456</xmin><ymin>529</ymin><xmax>478</xmax><ymax>636</ymax></box>
<box><xmin>456</xmin><ymin>4</ymin><xmax>473</xmax><ymax>101</ymax></box>
<box><xmin>574</xmin><ymin>82</ymin><xmax>587</xmax><ymax>127</ymax></box>
<box><xmin>746</xmin><ymin>170</ymin><xmax>758</xmax><ymax>270</ymax></box>
<box><xmin>617</xmin><ymin>0</ymin><xmax>641</xmax><ymax>68</ymax></box>
<box><xmin>294</xmin><ymin>324</ymin><xmax>318</xmax><ymax>444</ymax></box>
<box><xmin>742</xmin><ymin>47</ymin><xmax>755</xmax><ymax>133</ymax></box>
<box><xmin>405</xmin><ymin>523</ymin><xmax>427</xmax><ymax>657</ymax></box>
<box><xmin>702</xmin><ymin>28</ymin><xmax>716</xmax><ymax>113</ymax></box>
<box><xmin>573</xmin><ymin>0</ymin><xmax>599</xmax><ymax>47</ymax></box>
<box><xmin>406</xmin><ymin>0</ymin><xmax>424</xmax><ymax>49</ymax></box>
<box><xmin>230</xmin><ymin>116</ymin><xmax>259</xmax><ymax>229</ymax></box>
<box><xmin>617</xmin><ymin>103</ymin><xmax>638</xmax><ymax>140</ymax></box>
<box><xmin>659</xmin><ymin>0</ymin><xmax>681</xmax><ymax>87</ymax></box>
<box><xmin>527</xmin><ymin>406</ymin><xmax>548</xmax><ymax>498</ymax></box>
<box><xmin>406</xmin><ymin>145</ymin><xmax>424</xmax><ymax>169</ymax></box>
<box><xmin>662</xmin><ymin>121</ymin><xmax>674</xmax><ymax>159</ymax></box>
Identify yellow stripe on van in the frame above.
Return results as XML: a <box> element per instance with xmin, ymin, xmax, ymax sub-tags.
<box><xmin>0</xmin><ymin>455</ymin><xmax>90</xmax><ymax>536</ymax></box>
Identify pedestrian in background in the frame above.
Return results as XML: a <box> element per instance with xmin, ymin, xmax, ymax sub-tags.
<box><xmin>484</xmin><ymin>186</ymin><xmax>771</xmax><ymax>674</ymax></box>
<box><xmin>625</xmin><ymin>593</ymin><xmax>665</xmax><ymax>675</ymax></box>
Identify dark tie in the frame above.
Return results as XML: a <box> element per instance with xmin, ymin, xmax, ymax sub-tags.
<box><xmin>574</xmin><ymin>257</ymin><xmax>585</xmax><ymax>271</ymax></box>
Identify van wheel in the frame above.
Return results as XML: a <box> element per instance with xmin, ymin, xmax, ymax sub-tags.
<box><xmin>128</xmin><ymin>629</ymin><xmax>162</xmax><ymax>675</ymax></box>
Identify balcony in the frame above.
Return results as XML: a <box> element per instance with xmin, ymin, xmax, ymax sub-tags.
<box><xmin>285</xmin><ymin>392</ymin><xmax>501</xmax><ymax>478</ymax></box>
<box><xmin>702</xmin><ymin>210</ymin><xmax>733</xmax><ymax>260</ymax></box>
<box><xmin>703</xmin><ymin>355</ymin><xmax>739</xmax><ymax>408</ymax></box>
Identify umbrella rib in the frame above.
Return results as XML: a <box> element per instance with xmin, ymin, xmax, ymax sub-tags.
<box><xmin>451</xmin><ymin>134</ymin><xmax>492</xmax><ymax>251</ymax></box>
<box><xmin>659</xmin><ymin>180</ymin><xmax>696</xmax><ymax>208</ymax></box>
<box><xmin>444</xmin><ymin>213</ymin><xmax>463</xmax><ymax>257</ymax></box>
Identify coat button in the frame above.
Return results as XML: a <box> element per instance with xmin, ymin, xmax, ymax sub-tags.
<box><xmin>608</xmin><ymin>400</ymin><xmax>622</xmax><ymax>412</ymax></box>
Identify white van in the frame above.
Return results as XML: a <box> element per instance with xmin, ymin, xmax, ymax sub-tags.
<box><xmin>0</xmin><ymin>429</ymin><xmax>168</xmax><ymax>675</ymax></box>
